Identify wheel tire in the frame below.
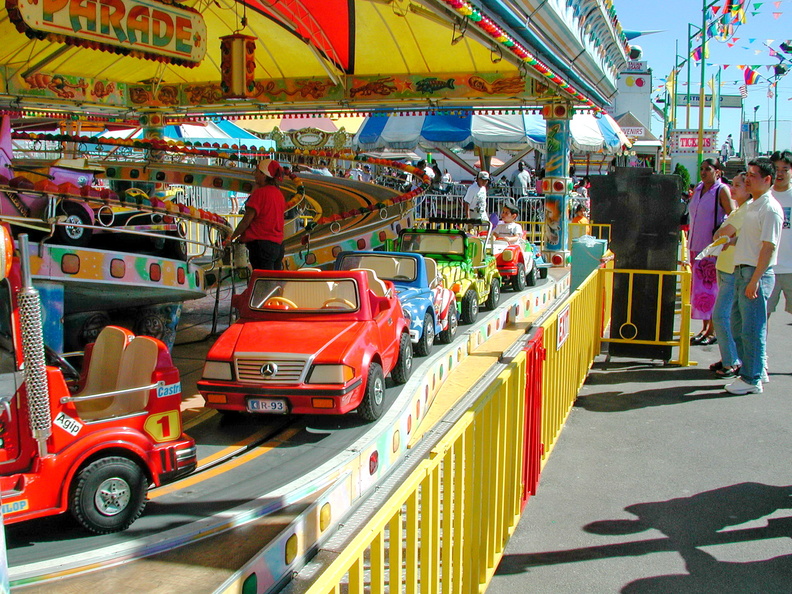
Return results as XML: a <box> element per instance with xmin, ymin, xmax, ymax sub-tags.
<box><xmin>153</xmin><ymin>229</ymin><xmax>188</xmax><ymax>261</ymax></box>
<box><xmin>70</xmin><ymin>457</ymin><xmax>148</xmax><ymax>534</ymax></box>
<box><xmin>414</xmin><ymin>312</ymin><xmax>435</xmax><ymax>357</ymax></box>
<box><xmin>526</xmin><ymin>263</ymin><xmax>537</xmax><ymax>287</ymax></box>
<box><xmin>54</xmin><ymin>202</ymin><xmax>93</xmax><ymax>247</ymax></box>
<box><xmin>461</xmin><ymin>289</ymin><xmax>479</xmax><ymax>324</ymax></box>
<box><xmin>513</xmin><ymin>263</ymin><xmax>527</xmax><ymax>292</ymax></box>
<box><xmin>539</xmin><ymin>266</ymin><xmax>548</xmax><ymax>279</ymax></box>
<box><xmin>390</xmin><ymin>332</ymin><xmax>413</xmax><ymax>384</ymax></box>
<box><xmin>358</xmin><ymin>362</ymin><xmax>386</xmax><ymax>421</ymax></box>
<box><xmin>485</xmin><ymin>278</ymin><xmax>501</xmax><ymax>310</ymax></box>
<box><xmin>438</xmin><ymin>305</ymin><xmax>459</xmax><ymax>344</ymax></box>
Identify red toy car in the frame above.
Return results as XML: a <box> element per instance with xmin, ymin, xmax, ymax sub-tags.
<box><xmin>199</xmin><ymin>269</ymin><xmax>413</xmax><ymax>421</ymax></box>
<box><xmin>0</xmin><ymin>231</ymin><xmax>196</xmax><ymax>534</ymax></box>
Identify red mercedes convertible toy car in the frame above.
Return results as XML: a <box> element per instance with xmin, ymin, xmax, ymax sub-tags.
<box><xmin>199</xmin><ymin>269</ymin><xmax>413</xmax><ymax>421</ymax></box>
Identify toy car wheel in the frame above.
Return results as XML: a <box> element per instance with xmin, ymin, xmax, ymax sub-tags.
<box><xmin>414</xmin><ymin>312</ymin><xmax>435</xmax><ymax>357</ymax></box>
<box><xmin>539</xmin><ymin>266</ymin><xmax>548</xmax><ymax>279</ymax></box>
<box><xmin>526</xmin><ymin>263</ymin><xmax>537</xmax><ymax>287</ymax></box>
<box><xmin>55</xmin><ymin>202</ymin><xmax>93</xmax><ymax>247</ymax></box>
<box><xmin>358</xmin><ymin>362</ymin><xmax>386</xmax><ymax>421</ymax></box>
<box><xmin>513</xmin><ymin>263</ymin><xmax>528</xmax><ymax>292</ymax></box>
<box><xmin>70</xmin><ymin>457</ymin><xmax>148</xmax><ymax>534</ymax></box>
<box><xmin>390</xmin><ymin>332</ymin><xmax>413</xmax><ymax>384</ymax></box>
<box><xmin>461</xmin><ymin>289</ymin><xmax>479</xmax><ymax>324</ymax></box>
<box><xmin>438</xmin><ymin>305</ymin><xmax>458</xmax><ymax>344</ymax></box>
<box><xmin>485</xmin><ymin>278</ymin><xmax>501</xmax><ymax>310</ymax></box>
<box><xmin>152</xmin><ymin>228</ymin><xmax>188</xmax><ymax>261</ymax></box>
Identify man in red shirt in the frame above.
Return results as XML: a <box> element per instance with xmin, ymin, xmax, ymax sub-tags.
<box><xmin>227</xmin><ymin>159</ymin><xmax>286</xmax><ymax>270</ymax></box>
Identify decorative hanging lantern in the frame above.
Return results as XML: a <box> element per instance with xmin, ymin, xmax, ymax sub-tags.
<box><xmin>220</xmin><ymin>34</ymin><xmax>257</xmax><ymax>98</ymax></box>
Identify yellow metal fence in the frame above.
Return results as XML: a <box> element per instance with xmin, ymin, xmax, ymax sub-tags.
<box><xmin>297</xmin><ymin>266</ymin><xmax>613</xmax><ymax>593</ymax></box>
<box><xmin>303</xmin><ymin>354</ymin><xmax>527</xmax><ymax>594</ymax></box>
<box><xmin>538</xmin><ymin>262</ymin><xmax>612</xmax><ymax>464</ymax></box>
<box><xmin>598</xmin><ymin>267</ymin><xmax>692</xmax><ymax>366</ymax></box>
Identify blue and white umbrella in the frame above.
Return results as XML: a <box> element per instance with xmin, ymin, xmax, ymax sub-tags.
<box><xmin>354</xmin><ymin>112</ymin><xmax>628</xmax><ymax>154</ymax></box>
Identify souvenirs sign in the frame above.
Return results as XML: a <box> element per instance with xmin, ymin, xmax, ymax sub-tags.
<box><xmin>8</xmin><ymin>0</ymin><xmax>206</xmax><ymax>67</ymax></box>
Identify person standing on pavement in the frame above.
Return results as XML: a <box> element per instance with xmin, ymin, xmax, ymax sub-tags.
<box><xmin>510</xmin><ymin>161</ymin><xmax>532</xmax><ymax>198</ymax></box>
<box><xmin>767</xmin><ymin>150</ymin><xmax>792</xmax><ymax>317</ymax></box>
<box><xmin>724</xmin><ymin>158</ymin><xmax>783</xmax><ymax>395</ymax></box>
<box><xmin>688</xmin><ymin>159</ymin><xmax>733</xmax><ymax>346</ymax></box>
<box><xmin>226</xmin><ymin>159</ymin><xmax>286</xmax><ymax>271</ymax></box>
<box><xmin>464</xmin><ymin>170</ymin><xmax>490</xmax><ymax>221</ymax></box>
<box><xmin>709</xmin><ymin>172</ymin><xmax>752</xmax><ymax>378</ymax></box>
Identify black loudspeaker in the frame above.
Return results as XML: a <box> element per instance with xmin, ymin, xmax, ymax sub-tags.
<box><xmin>589</xmin><ymin>168</ymin><xmax>685</xmax><ymax>361</ymax></box>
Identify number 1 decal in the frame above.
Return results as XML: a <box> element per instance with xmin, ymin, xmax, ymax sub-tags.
<box><xmin>144</xmin><ymin>411</ymin><xmax>180</xmax><ymax>443</ymax></box>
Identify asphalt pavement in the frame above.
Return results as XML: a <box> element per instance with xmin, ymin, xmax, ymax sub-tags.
<box><xmin>488</xmin><ymin>309</ymin><xmax>792</xmax><ymax>594</ymax></box>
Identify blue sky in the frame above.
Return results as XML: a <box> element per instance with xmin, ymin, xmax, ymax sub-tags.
<box><xmin>611</xmin><ymin>0</ymin><xmax>792</xmax><ymax>149</ymax></box>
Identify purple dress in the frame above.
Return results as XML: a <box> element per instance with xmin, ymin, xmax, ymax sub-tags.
<box><xmin>688</xmin><ymin>180</ymin><xmax>727</xmax><ymax>320</ymax></box>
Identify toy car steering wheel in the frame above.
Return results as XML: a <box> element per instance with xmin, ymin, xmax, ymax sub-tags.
<box><xmin>321</xmin><ymin>297</ymin><xmax>355</xmax><ymax>309</ymax></box>
<box><xmin>265</xmin><ymin>297</ymin><xmax>298</xmax><ymax>309</ymax></box>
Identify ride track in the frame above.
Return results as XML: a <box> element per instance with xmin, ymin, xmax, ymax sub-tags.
<box><xmin>6</xmin><ymin>273</ymin><xmax>567</xmax><ymax>592</ymax></box>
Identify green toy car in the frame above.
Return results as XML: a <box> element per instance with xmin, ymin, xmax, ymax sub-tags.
<box><xmin>391</xmin><ymin>218</ymin><xmax>500</xmax><ymax>324</ymax></box>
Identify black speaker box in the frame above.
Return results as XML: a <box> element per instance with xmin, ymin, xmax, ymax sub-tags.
<box><xmin>589</xmin><ymin>167</ymin><xmax>685</xmax><ymax>361</ymax></box>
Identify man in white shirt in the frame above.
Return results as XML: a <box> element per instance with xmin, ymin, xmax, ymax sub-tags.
<box><xmin>464</xmin><ymin>171</ymin><xmax>490</xmax><ymax>221</ymax></box>
<box><xmin>510</xmin><ymin>161</ymin><xmax>532</xmax><ymax>198</ymax></box>
<box><xmin>725</xmin><ymin>157</ymin><xmax>784</xmax><ymax>395</ymax></box>
<box><xmin>768</xmin><ymin>150</ymin><xmax>792</xmax><ymax>316</ymax></box>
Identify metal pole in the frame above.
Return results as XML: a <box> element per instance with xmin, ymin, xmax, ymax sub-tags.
<box><xmin>686</xmin><ymin>24</ymin><xmax>693</xmax><ymax>128</ymax></box>
<box><xmin>673</xmin><ymin>40</ymin><xmax>680</xmax><ymax>129</ymax></box>
<box><xmin>773</xmin><ymin>79</ymin><xmax>779</xmax><ymax>152</ymax></box>
<box><xmin>696</xmin><ymin>0</ymin><xmax>707</xmax><ymax>173</ymax></box>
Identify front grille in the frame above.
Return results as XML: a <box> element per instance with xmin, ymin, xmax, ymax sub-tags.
<box><xmin>235</xmin><ymin>354</ymin><xmax>310</xmax><ymax>384</ymax></box>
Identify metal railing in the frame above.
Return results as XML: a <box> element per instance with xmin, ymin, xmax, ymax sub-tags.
<box><xmin>598</xmin><ymin>267</ymin><xmax>693</xmax><ymax>367</ymax></box>
<box><xmin>295</xmin><ymin>265</ymin><xmax>612</xmax><ymax>593</ymax></box>
<box><xmin>302</xmin><ymin>352</ymin><xmax>528</xmax><ymax>594</ymax></box>
<box><xmin>539</xmin><ymin>262</ymin><xmax>612</xmax><ymax>463</ymax></box>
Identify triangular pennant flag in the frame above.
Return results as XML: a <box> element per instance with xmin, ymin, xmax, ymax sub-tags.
<box><xmin>754</xmin><ymin>2</ymin><xmax>763</xmax><ymax>9</ymax></box>
<box><xmin>723</xmin><ymin>64</ymin><xmax>730</xmax><ymax>69</ymax></box>
<box><xmin>728</xmin><ymin>42</ymin><xmax>736</xmax><ymax>47</ymax></box>
<box><xmin>766</xmin><ymin>39</ymin><xmax>775</xmax><ymax>45</ymax></box>
<box><xmin>755</xmin><ymin>49</ymin><xmax>763</xmax><ymax>55</ymax></box>
<box><xmin>773</xmin><ymin>0</ymin><xmax>780</xmax><ymax>7</ymax></box>
<box><xmin>749</xmin><ymin>38</ymin><xmax>756</xmax><ymax>43</ymax></box>
<box><xmin>773</xmin><ymin>11</ymin><xmax>782</xmax><ymax>18</ymax></box>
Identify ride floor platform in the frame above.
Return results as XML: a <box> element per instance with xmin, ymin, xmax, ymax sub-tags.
<box><xmin>488</xmin><ymin>310</ymin><xmax>792</xmax><ymax>593</ymax></box>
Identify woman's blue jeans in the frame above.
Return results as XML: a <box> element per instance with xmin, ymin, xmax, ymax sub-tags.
<box><xmin>731</xmin><ymin>266</ymin><xmax>775</xmax><ymax>385</ymax></box>
<box><xmin>712</xmin><ymin>270</ymin><xmax>740</xmax><ymax>367</ymax></box>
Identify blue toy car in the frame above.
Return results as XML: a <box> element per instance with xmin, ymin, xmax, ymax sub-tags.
<box><xmin>334</xmin><ymin>251</ymin><xmax>459</xmax><ymax>356</ymax></box>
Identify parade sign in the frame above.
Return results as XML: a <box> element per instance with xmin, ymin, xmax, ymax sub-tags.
<box><xmin>8</xmin><ymin>0</ymin><xmax>206</xmax><ymax>66</ymax></box>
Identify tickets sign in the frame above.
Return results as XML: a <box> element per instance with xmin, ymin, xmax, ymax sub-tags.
<box><xmin>9</xmin><ymin>0</ymin><xmax>206</xmax><ymax>66</ymax></box>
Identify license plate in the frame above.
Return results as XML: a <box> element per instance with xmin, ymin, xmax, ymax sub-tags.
<box><xmin>246</xmin><ymin>398</ymin><xmax>289</xmax><ymax>413</ymax></box>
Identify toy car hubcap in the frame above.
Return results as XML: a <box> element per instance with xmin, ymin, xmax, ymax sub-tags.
<box><xmin>373</xmin><ymin>377</ymin><xmax>384</xmax><ymax>405</ymax></box>
<box><xmin>95</xmin><ymin>478</ymin><xmax>131</xmax><ymax>516</ymax></box>
<box><xmin>63</xmin><ymin>214</ymin><xmax>85</xmax><ymax>239</ymax></box>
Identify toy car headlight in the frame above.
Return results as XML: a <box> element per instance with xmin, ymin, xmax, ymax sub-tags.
<box><xmin>402</xmin><ymin>306</ymin><xmax>412</xmax><ymax>322</ymax></box>
<box><xmin>308</xmin><ymin>364</ymin><xmax>355</xmax><ymax>384</ymax></box>
<box><xmin>501</xmin><ymin>250</ymin><xmax>514</xmax><ymax>262</ymax></box>
<box><xmin>202</xmin><ymin>360</ymin><xmax>233</xmax><ymax>380</ymax></box>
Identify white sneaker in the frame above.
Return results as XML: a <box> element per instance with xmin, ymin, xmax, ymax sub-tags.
<box><xmin>761</xmin><ymin>370</ymin><xmax>770</xmax><ymax>383</ymax></box>
<box><xmin>725</xmin><ymin>378</ymin><xmax>763</xmax><ymax>395</ymax></box>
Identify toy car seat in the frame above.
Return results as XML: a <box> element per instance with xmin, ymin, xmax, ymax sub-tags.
<box><xmin>96</xmin><ymin>336</ymin><xmax>161</xmax><ymax>418</ymax></box>
<box><xmin>73</xmin><ymin>325</ymin><xmax>134</xmax><ymax>418</ymax></box>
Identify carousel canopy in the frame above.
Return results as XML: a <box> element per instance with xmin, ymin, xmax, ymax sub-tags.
<box><xmin>0</xmin><ymin>1</ymin><xmax>628</xmax><ymax>116</ymax></box>
<box><xmin>99</xmin><ymin>120</ymin><xmax>275</xmax><ymax>150</ymax></box>
<box><xmin>354</xmin><ymin>112</ymin><xmax>630</xmax><ymax>154</ymax></box>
